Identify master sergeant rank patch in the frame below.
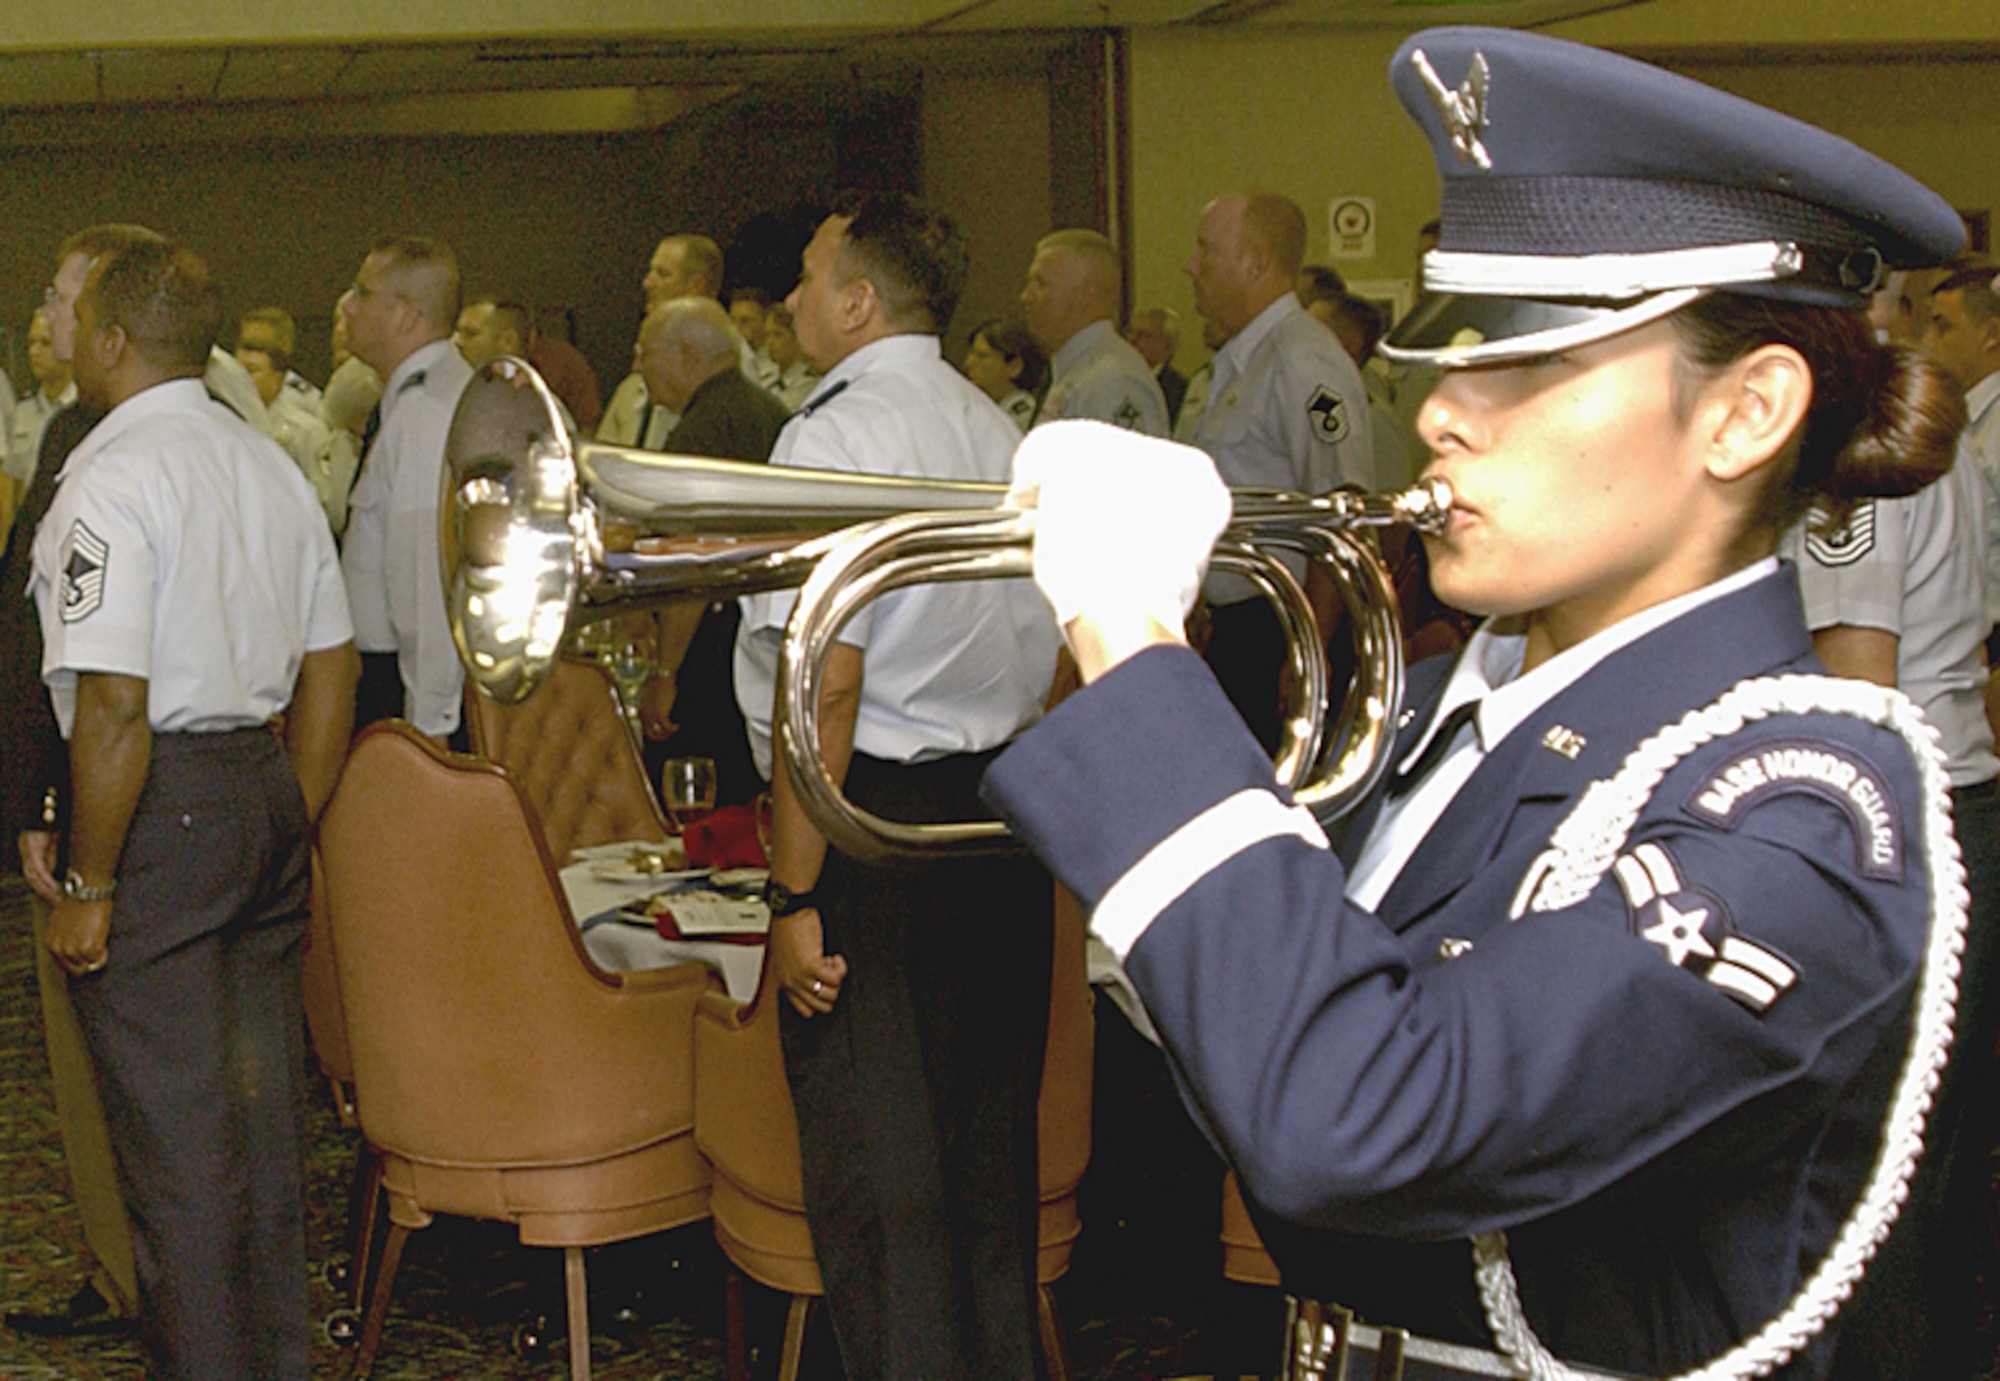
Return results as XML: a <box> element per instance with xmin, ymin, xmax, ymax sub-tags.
<box><xmin>1307</xmin><ymin>386</ymin><xmax>1350</xmax><ymax>444</ymax></box>
<box><xmin>59</xmin><ymin>519</ymin><xmax>108</xmax><ymax>623</ymax></box>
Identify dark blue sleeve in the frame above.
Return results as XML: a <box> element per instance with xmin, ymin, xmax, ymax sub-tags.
<box><xmin>984</xmin><ymin>646</ymin><xmax>1928</xmax><ymax>1241</ymax></box>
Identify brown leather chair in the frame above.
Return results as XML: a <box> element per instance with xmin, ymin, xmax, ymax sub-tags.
<box><xmin>694</xmin><ymin>884</ymin><xmax>1094</xmax><ymax>1381</ymax></box>
<box><xmin>318</xmin><ymin>721</ymin><xmax>714</xmax><ymax>1380</ymax></box>
<box><xmin>462</xmin><ymin>653</ymin><xmax>671</xmax><ymax>859</ymax></box>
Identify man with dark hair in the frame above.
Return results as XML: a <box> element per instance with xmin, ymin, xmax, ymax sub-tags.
<box><xmin>337</xmin><ymin>234</ymin><xmax>474</xmax><ymax>739</ymax></box>
<box><xmin>4</xmin><ymin>223</ymin><xmax>166</xmax><ymax>1341</ymax></box>
<box><xmin>737</xmin><ymin>194</ymin><xmax>1060</xmax><ymax>1379</ymax></box>
<box><xmin>236</xmin><ymin>305</ymin><xmax>320</xmax><ymax>408</ymax></box>
<box><xmin>1184</xmin><ymin>188</ymin><xmax>1372</xmax><ymax>750</ymax></box>
<box><xmin>1924</xmin><ymin>263</ymin><xmax>2000</xmax><ymax>667</ymax></box>
<box><xmin>29</xmin><ymin>236</ymin><xmax>356</xmax><ymax>1380</ymax></box>
<box><xmin>452</xmin><ymin>294</ymin><xmax>533</xmax><ymax>370</ymax></box>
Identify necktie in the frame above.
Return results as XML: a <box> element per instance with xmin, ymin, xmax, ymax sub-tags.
<box><xmin>1387</xmin><ymin>699</ymin><xmax>1479</xmax><ymax>798</ymax></box>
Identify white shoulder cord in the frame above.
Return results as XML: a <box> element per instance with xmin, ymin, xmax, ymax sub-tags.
<box><xmin>1473</xmin><ymin>673</ymin><xmax>1968</xmax><ymax>1381</ymax></box>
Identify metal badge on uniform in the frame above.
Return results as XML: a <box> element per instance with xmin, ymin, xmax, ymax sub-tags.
<box><xmin>1541</xmin><ymin>725</ymin><xmax>1586</xmax><ymax>760</ymax></box>
<box><xmin>1685</xmin><ymin>736</ymin><xmax>1902</xmax><ymax>880</ymax></box>
<box><xmin>59</xmin><ymin>519</ymin><xmax>108</xmax><ymax>623</ymax></box>
<box><xmin>1114</xmin><ymin>399</ymin><xmax>1142</xmax><ymax>430</ymax></box>
<box><xmin>1306</xmin><ymin>387</ymin><xmax>1350</xmax><ymax>444</ymax></box>
<box><xmin>1409</xmin><ymin>48</ymin><xmax>1492</xmax><ymax>169</ymax></box>
<box><xmin>1613</xmin><ymin>842</ymin><xmax>1799</xmax><ymax>1015</ymax></box>
<box><xmin>1802</xmin><ymin>501</ymin><xmax>1877</xmax><ymax>567</ymax></box>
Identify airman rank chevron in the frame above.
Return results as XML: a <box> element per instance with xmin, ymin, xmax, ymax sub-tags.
<box><xmin>1612</xmin><ymin>842</ymin><xmax>1798</xmax><ymax>1015</ymax></box>
<box><xmin>1684</xmin><ymin>737</ymin><xmax>1901</xmax><ymax>881</ymax></box>
<box><xmin>59</xmin><ymin>519</ymin><xmax>108</xmax><ymax>623</ymax></box>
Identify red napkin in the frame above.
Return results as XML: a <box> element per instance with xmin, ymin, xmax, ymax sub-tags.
<box><xmin>680</xmin><ymin>804</ymin><xmax>769</xmax><ymax>870</ymax></box>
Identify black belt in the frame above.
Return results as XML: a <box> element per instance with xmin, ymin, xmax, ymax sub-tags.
<box><xmin>1279</xmin><ymin>1297</ymin><xmax>1633</xmax><ymax>1381</ymax></box>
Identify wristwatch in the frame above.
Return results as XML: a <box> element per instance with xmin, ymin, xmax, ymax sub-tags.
<box><xmin>763</xmin><ymin>880</ymin><xmax>819</xmax><ymax>917</ymax></box>
<box><xmin>63</xmin><ymin>870</ymin><xmax>116</xmax><ymax>903</ymax></box>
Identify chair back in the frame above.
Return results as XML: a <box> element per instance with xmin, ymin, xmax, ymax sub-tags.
<box><xmin>463</xmin><ymin>655</ymin><xmax>669</xmax><ymax>859</ymax></box>
<box><xmin>319</xmin><ymin>722</ymin><xmax>706</xmax><ymax>1170</ymax></box>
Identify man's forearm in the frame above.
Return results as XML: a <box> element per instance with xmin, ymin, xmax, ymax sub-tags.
<box><xmin>768</xmin><ymin>643</ymin><xmax>863</xmax><ymax>891</ymax></box>
<box><xmin>67</xmin><ymin>673</ymin><xmax>153</xmax><ymax>887</ymax></box>
<box><xmin>286</xmin><ymin>643</ymin><xmax>360</xmax><ymax>822</ymax></box>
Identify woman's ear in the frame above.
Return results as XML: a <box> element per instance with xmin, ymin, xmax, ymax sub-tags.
<box><xmin>1702</xmin><ymin>342</ymin><xmax>1813</xmax><ymax>482</ymax></box>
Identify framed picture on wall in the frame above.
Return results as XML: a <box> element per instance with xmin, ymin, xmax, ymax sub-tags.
<box><xmin>1345</xmin><ymin>279</ymin><xmax>1414</xmax><ymax>328</ymax></box>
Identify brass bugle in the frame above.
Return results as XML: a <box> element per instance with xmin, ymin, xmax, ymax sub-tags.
<box><xmin>441</xmin><ymin>358</ymin><xmax>1451</xmax><ymax>861</ymax></box>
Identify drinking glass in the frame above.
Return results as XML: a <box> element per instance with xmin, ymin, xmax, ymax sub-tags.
<box><xmin>662</xmin><ymin>757</ymin><xmax>718</xmax><ymax>833</ymax></box>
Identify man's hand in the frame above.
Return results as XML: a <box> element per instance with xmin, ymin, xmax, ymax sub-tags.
<box><xmin>639</xmin><ymin>672</ymin><xmax>680</xmax><ymax>741</ymax></box>
<box><xmin>45</xmin><ymin>898</ymin><xmax>113</xmax><ymax>976</ymax></box>
<box><xmin>770</xmin><ymin>907</ymin><xmax>848</xmax><ymax>1018</ymax></box>
<box><xmin>17</xmin><ymin>830</ymin><xmax>62</xmax><ymax>905</ymax></box>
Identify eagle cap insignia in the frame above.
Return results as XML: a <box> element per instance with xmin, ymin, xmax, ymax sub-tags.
<box><xmin>1410</xmin><ymin>48</ymin><xmax>1493</xmax><ymax>170</ymax></box>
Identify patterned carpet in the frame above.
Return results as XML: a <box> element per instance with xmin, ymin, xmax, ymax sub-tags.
<box><xmin>0</xmin><ymin>877</ymin><xmax>1234</xmax><ymax>1380</ymax></box>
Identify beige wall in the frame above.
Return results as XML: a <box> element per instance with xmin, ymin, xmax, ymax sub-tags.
<box><xmin>1128</xmin><ymin>9</ymin><xmax>2000</xmax><ymax>373</ymax></box>
<box><xmin>1127</xmin><ymin>26</ymin><xmax>1431</xmax><ymax>374</ymax></box>
<box><xmin>922</xmin><ymin>72</ymin><xmax>1055</xmax><ymax>361</ymax></box>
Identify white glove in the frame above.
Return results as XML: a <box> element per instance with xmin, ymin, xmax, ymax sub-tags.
<box><xmin>1006</xmin><ymin>420</ymin><xmax>1231</xmax><ymax>632</ymax></box>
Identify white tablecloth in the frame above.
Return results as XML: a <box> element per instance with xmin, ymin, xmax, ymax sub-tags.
<box><xmin>557</xmin><ymin>846</ymin><xmax>767</xmax><ymax>1004</ymax></box>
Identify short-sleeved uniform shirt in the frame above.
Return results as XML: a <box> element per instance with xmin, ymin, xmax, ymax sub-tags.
<box><xmin>338</xmin><ymin>336</ymin><xmax>473</xmax><ymax>736</ymax></box>
<box><xmin>734</xmin><ymin>334</ymin><xmax>1059</xmax><ymax>780</ymax></box>
<box><xmin>29</xmin><ymin>377</ymin><xmax>352</xmax><ymax>736</ymax></box>
<box><xmin>1191</xmin><ymin>294</ymin><xmax>1373</xmax><ymax>602</ymax></box>
<box><xmin>1781</xmin><ymin>451</ymin><xmax>1999</xmax><ymax>787</ymax></box>
<box><xmin>1035</xmin><ymin>319</ymin><xmax>1172</xmax><ymax>437</ymax></box>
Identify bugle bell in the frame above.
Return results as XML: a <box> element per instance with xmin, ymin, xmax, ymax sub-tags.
<box><xmin>441</xmin><ymin>358</ymin><xmax>1451</xmax><ymax>861</ymax></box>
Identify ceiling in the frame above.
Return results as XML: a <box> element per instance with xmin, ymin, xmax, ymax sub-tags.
<box><xmin>0</xmin><ymin>0</ymin><xmax>1646</xmax><ymax>142</ymax></box>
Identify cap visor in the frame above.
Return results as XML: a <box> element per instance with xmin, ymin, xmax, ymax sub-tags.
<box><xmin>1379</xmin><ymin>288</ymin><xmax>1703</xmax><ymax>367</ymax></box>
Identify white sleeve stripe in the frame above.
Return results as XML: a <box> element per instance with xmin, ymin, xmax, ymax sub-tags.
<box><xmin>1613</xmin><ymin>855</ymin><xmax>1656</xmax><ymax>908</ymax></box>
<box><xmin>1091</xmin><ymin>788</ymin><xmax>1330</xmax><ymax>959</ymax></box>
<box><xmin>1634</xmin><ymin>842</ymin><xmax>1681</xmax><ymax>897</ymax></box>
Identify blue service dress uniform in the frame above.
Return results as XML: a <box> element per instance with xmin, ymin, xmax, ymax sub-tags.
<box><xmin>983</xmin><ymin>566</ymin><xmax>1931</xmax><ymax>1380</ymax></box>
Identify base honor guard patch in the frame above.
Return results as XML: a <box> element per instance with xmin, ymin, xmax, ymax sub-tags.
<box><xmin>1684</xmin><ymin>737</ymin><xmax>1902</xmax><ymax>881</ymax></box>
<box><xmin>1802</xmin><ymin>500</ymin><xmax>1876</xmax><ymax>567</ymax></box>
<box><xmin>1612</xmin><ymin>842</ymin><xmax>1799</xmax><ymax>1015</ymax></box>
<box><xmin>59</xmin><ymin>519</ymin><xmax>108</xmax><ymax>623</ymax></box>
<box><xmin>1306</xmin><ymin>386</ymin><xmax>1350</xmax><ymax>443</ymax></box>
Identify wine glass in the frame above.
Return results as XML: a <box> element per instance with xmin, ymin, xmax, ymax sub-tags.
<box><xmin>662</xmin><ymin>757</ymin><xmax>718</xmax><ymax>834</ymax></box>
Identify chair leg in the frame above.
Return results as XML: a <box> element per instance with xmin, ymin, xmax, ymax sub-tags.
<box><xmin>1038</xmin><ymin>1282</ymin><xmax>1072</xmax><ymax>1381</ymax></box>
<box><xmin>777</xmin><ymin>1293</ymin><xmax>813</xmax><ymax>1381</ymax></box>
<box><xmin>352</xmin><ymin>1220</ymin><xmax>411</xmax><ymax>1380</ymax></box>
<box><xmin>347</xmin><ymin>1150</ymin><xmax>385</xmax><ymax>1309</ymax></box>
<box><xmin>564</xmin><ymin>1245</ymin><xmax>592</xmax><ymax>1381</ymax></box>
<box><xmin>724</xmin><ymin>1270</ymin><xmax>751</xmax><ymax>1381</ymax></box>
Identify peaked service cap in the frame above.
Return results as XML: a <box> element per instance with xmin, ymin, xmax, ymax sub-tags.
<box><xmin>1378</xmin><ymin>27</ymin><xmax>1967</xmax><ymax>367</ymax></box>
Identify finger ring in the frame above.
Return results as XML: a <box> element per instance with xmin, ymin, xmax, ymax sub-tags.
<box><xmin>810</xmin><ymin>978</ymin><xmax>824</xmax><ymax>996</ymax></box>
<box><xmin>79</xmin><ymin>958</ymin><xmax>106</xmax><ymax>974</ymax></box>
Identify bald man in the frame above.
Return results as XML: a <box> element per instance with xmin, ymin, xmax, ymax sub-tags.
<box><xmin>601</xmin><ymin>233</ymin><xmax>731</xmax><ymax>447</ymax></box>
<box><xmin>336</xmin><ymin>236</ymin><xmax>474</xmax><ymax>740</ymax></box>
<box><xmin>633</xmin><ymin>296</ymin><xmax>789</xmax><ymax>807</ymax></box>
<box><xmin>1184</xmin><ymin>189</ymin><xmax>1372</xmax><ymax>750</ymax></box>
<box><xmin>1020</xmin><ymin>229</ymin><xmax>1169</xmax><ymax>435</ymax></box>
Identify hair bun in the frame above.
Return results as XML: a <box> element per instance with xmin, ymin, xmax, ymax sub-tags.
<box><xmin>1816</xmin><ymin>343</ymin><xmax>1965</xmax><ymax>501</ymax></box>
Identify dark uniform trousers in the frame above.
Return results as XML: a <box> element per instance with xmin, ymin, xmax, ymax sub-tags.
<box><xmin>69</xmin><ymin>727</ymin><xmax>311</xmax><ymax>1381</ymax></box>
<box><xmin>781</xmin><ymin>748</ymin><xmax>1055</xmax><ymax>1381</ymax></box>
